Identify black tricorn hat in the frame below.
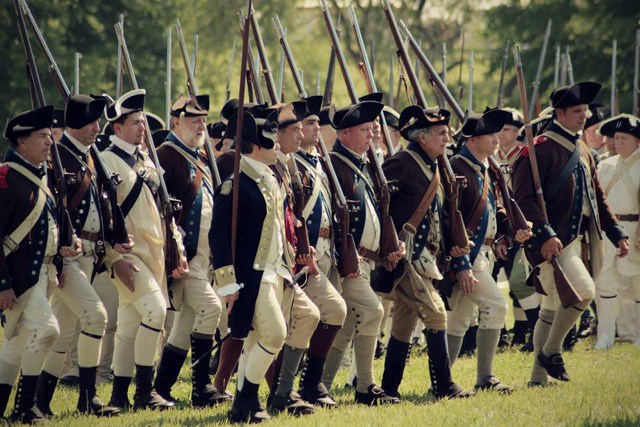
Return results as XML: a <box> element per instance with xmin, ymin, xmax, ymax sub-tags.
<box><xmin>227</xmin><ymin>110</ymin><xmax>278</xmax><ymax>150</ymax></box>
<box><xmin>382</xmin><ymin>107</ymin><xmax>400</xmax><ymax>130</ymax></box>
<box><xmin>318</xmin><ymin>105</ymin><xmax>333</xmax><ymax>126</ymax></box>
<box><xmin>331</xmin><ymin>101</ymin><xmax>384</xmax><ymax>130</ymax></box>
<box><xmin>399</xmin><ymin>105</ymin><xmax>450</xmax><ymax>139</ymax></box>
<box><xmin>359</xmin><ymin>92</ymin><xmax>384</xmax><ymax>103</ymax></box>
<box><xmin>66</xmin><ymin>94</ymin><xmax>107</xmax><ymax>129</ymax></box>
<box><xmin>152</xmin><ymin>129</ymin><xmax>170</xmax><ymax>148</ymax></box>
<box><xmin>146</xmin><ymin>112</ymin><xmax>166</xmax><ymax>133</ymax></box>
<box><xmin>502</xmin><ymin>108</ymin><xmax>524</xmax><ymax>129</ymax></box>
<box><xmin>170</xmin><ymin>94</ymin><xmax>209</xmax><ymax>117</ymax></box>
<box><xmin>4</xmin><ymin>105</ymin><xmax>55</xmax><ymax>142</ymax></box>
<box><xmin>52</xmin><ymin>109</ymin><xmax>65</xmax><ymax>128</ymax></box>
<box><xmin>220</xmin><ymin>99</ymin><xmax>239</xmax><ymax>124</ymax></box>
<box><xmin>276</xmin><ymin>101</ymin><xmax>307</xmax><ymax>129</ymax></box>
<box><xmin>550</xmin><ymin>81</ymin><xmax>601</xmax><ymax>109</ymax></box>
<box><xmin>106</xmin><ymin>89</ymin><xmax>146</xmax><ymax>122</ymax></box>
<box><xmin>584</xmin><ymin>103</ymin><xmax>610</xmax><ymax>130</ymax></box>
<box><xmin>461</xmin><ymin>107</ymin><xmax>512</xmax><ymax>138</ymax></box>
<box><xmin>208</xmin><ymin>121</ymin><xmax>226</xmax><ymax>139</ymax></box>
<box><xmin>304</xmin><ymin>95</ymin><xmax>323</xmax><ymax>118</ymax></box>
<box><xmin>598</xmin><ymin>114</ymin><xmax>640</xmax><ymax>139</ymax></box>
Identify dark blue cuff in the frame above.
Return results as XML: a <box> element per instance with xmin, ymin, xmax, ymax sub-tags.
<box><xmin>0</xmin><ymin>275</ymin><xmax>12</xmax><ymax>292</ymax></box>
<box><xmin>605</xmin><ymin>223</ymin><xmax>628</xmax><ymax>247</ymax></box>
<box><xmin>532</xmin><ymin>222</ymin><xmax>556</xmax><ymax>247</ymax></box>
<box><xmin>451</xmin><ymin>255</ymin><xmax>472</xmax><ymax>273</ymax></box>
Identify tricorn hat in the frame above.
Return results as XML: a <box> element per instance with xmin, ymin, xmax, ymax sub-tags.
<box><xmin>550</xmin><ymin>81</ymin><xmax>601</xmax><ymax>109</ymax></box>
<box><xmin>304</xmin><ymin>95</ymin><xmax>323</xmax><ymax>118</ymax></box>
<box><xmin>584</xmin><ymin>103</ymin><xmax>610</xmax><ymax>130</ymax></box>
<box><xmin>461</xmin><ymin>107</ymin><xmax>512</xmax><ymax>138</ymax></box>
<box><xmin>65</xmin><ymin>94</ymin><xmax>107</xmax><ymax>129</ymax></box>
<box><xmin>170</xmin><ymin>94</ymin><xmax>209</xmax><ymax>117</ymax></box>
<box><xmin>52</xmin><ymin>108</ymin><xmax>65</xmax><ymax>129</ymax></box>
<box><xmin>275</xmin><ymin>101</ymin><xmax>307</xmax><ymax>129</ymax></box>
<box><xmin>4</xmin><ymin>105</ymin><xmax>55</xmax><ymax>142</ymax></box>
<box><xmin>106</xmin><ymin>89</ymin><xmax>146</xmax><ymax>122</ymax></box>
<box><xmin>598</xmin><ymin>114</ymin><xmax>640</xmax><ymax>139</ymax></box>
<box><xmin>331</xmin><ymin>101</ymin><xmax>384</xmax><ymax>130</ymax></box>
<box><xmin>399</xmin><ymin>105</ymin><xmax>450</xmax><ymax>139</ymax></box>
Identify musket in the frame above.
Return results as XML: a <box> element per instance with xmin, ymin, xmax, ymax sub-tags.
<box><xmin>248</xmin><ymin>6</ymin><xmax>278</xmax><ymax>105</ymax></box>
<box><xmin>442</xmin><ymin>42</ymin><xmax>447</xmax><ymax>111</ymax></box>
<box><xmin>315</xmin><ymin>71</ymin><xmax>320</xmax><ymax>96</ymax></box>
<box><xmin>513</xmin><ymin>45</ymin><xmax>581</xmax><ymax>308</ymax></box>
<box><xmin>74</xmin><ymin>52</ymin><xmax>81</xmax><ymax>95</ymax></box>
<box><xmin>116</xmin><ymin>14</ymin><xmax>124</xmax><ymax>98</ymax></box>
<box><xmin>529</xmin><ymin>19</ymin><xmax>552</xmax><ymax>117</ymax></box>
<box><xmin>370</xmin><ymin>39</ymin><xmax>375</xmax><ymax>78</ymax></box>
<box><xmin>225</xmin><ymin>36</ymin><xmax>238</xmax><ymax>102</ymax></box>
<box><xmin>274</xmin><ymin>14</ymin><xmax>359</xmax><ymax>277</ymax></box>
<box><xmin>231</xmin><ymin>0</ymin><xmax>253</xmax><ymax>262</ymax></box>
<box><xmin>238</xmin><ymin>11</ymin><xmax>264</xmax><ymax>104</ymax></box>
<box><xmin>174</xmin><ymin>20</ymin><xmax>222</xmax><ymax>187</ymax></box>
<box><xmin>457</xmin><ymin>27</ymin><xmax>465</xmax><ymax>104</ymax></box>
<box><xmin>18</xmin><ymin>0</ymin><xmax>130</xmax><ymax>247</ymax></box>
<box><xmin>553</xmin><ymin>44</ymin><xmax>560</xmax><ymax>88</ymax></box>
<box><xmin>388</xmin><ymin>54</ymin><xmax>394</xmax><ymax>108</ymax></box>
<box><xmin>14</xmin><ymin>0</ymin><xmax>74</xmax><ymax>249</ymax></box>
<box><xmin>611</xmin><ymin>39</ymin><xmax>618</xmax><ymax>114</ymax></box>
<box><xmin>468</xmin><ymin>50</ymin><xmax>474</xmax><ymax>112</ymax></box>
<box><xmin>400</xmin><ymin>21</ymin><xmax>529</xmax><ymax>241</ymax></box>
<box><xmin>248</xmin><ymin>13</ymin><xmax>312</xmax><ymax>257</ymax></box>
<box><xmin>319</xmin><ymin>0</ymin><xmax>400</xmax><ymax>259</ymax></box>
<box><xmin>347</xmin><ymin>5</ymin><xmax>396</xmax><ymax>156</ymax></box>
<box><xmin>165</xmin><ymin>27</ymin><xmax>172</xmax><ymax>127</ymax></box>
<box><xmin>634</xmin><ymin>28</ymin><xmax>640</xmax><ymax>116</ymax></box>
<box><xmin>414</xmin><ymin>39</ymin><xmax>422</xmax><ymax>81</ymax></box>
<box><xmin>382</xmin><ymin>4</ymin><xmax>469</xmax><ymax>251</ymax></box>
<box><xmin>322</xmin><ymin>13</ymin><xmax>340</xmax><ymax>107</ymax></box>
<box><xmin>560</xmin><ymin>52</ymin><xmax>568</xmax><ymax>86</ymax></box>
<box><xmin>277</xmin><ymin>47</ymin><xmax>285</xmax><ymax>103</ymax></box>
<box><xmin>496</xmin><ymin>40</ymin><xmax>509</xmax><ymax>108</ymax></box>
<box><xmin>191</xmin><ymin>33</ymin><xmax>199</xmax><ymax>77</ymax></box>
<box><xmin>566</xmin><ymin>46</ymin><xmax>574</xmax><ymax>85</ymax></box>
<box><xmin>115</xmin><ymin>21</ymin><xmax>183</xmax><ymax>273</ymax></box>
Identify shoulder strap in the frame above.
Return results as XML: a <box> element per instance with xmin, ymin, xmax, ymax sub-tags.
<box><xmin>465</xmin><ymin>169</ymin><xmax>490</xmax><ymax>236</ymax></box>
<box><xmin>2</xmin><ymin>185</ymin><xmax>47</xmax><ymax>256</ymax></box>
<box><xmin>162</xmin><ymin>141</ymin><xmax>213</xmax><ymax>190</ymax></box>
<box><xmin>105</xmin><ymin>146</ymin><xmax>149</xmax><ymax>218</ymax></box>
<box><xmin>542</xmin><ymin>141</ymin><xmax>581</xmax><ymax>200</ymax></box>
<box><xmin>404</xmin><ymin>166</ymin><xmax>440</xmax><ymax>233</ymax></box>
<box><xmin>3</xmin><ymin>162</ymin><xmax>56</xmax><ymax>204</ymax></box>
<box><xmin>59</xmin><ymin>144</ymin><xmax>95</xmax><ymax>211</ymax></box>
<box><xmin>331</xmin><ymin>151</ymin><xmax>376</xmax><ymax>196</ymax></box>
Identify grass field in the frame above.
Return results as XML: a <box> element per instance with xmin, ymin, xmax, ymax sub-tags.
<box><xmin>9</xmin><ymin>336</ymin><xmax>639</xmax><ymax>426</ymax></box>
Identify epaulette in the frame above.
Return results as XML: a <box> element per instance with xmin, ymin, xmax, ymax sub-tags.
<box><xmin>0</xmin><ymin>165</ymin><xmax>9</xmax><ymax>189</ymax></box>
<box><xmin>520</xmin><ymin>135</ymin><xmax>549</xmax><ymax>157</ymax></box>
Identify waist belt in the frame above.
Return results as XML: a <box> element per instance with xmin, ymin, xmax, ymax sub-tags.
<box><xmin>483</xmin><ymin>238</ymin><xmax>494</xmax><ymax>247</ymax></box>
<box><xmin>579</xmin><ymin>216</ymin><xmax>591</xmax><ymax>235</ymax></box>
<box><xmin>358</xmin><ymin>247</ymin><xmax>380</xmax><ymax>263</ymax></box>
<box><xmin>319</xmin><ymin>228</ymin><xmax>331</xmax><ymax>239</ymax></box>
<box><xmin>617</xmin><ymin>214</ymin><xmax>639</xmax><ymax>222</ymax></box>
<box><xmin>80</xmin><ymin>231</ymin><xmax>100</xmax><ymax>243</ymax></box>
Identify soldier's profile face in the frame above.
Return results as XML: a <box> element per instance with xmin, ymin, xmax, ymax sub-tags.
<box><xmin>301</xmin><ymin>116</ymin><xmax>320</xmax><ymax>148</ymax></box>
<box><xmin>278</xmin><ymin>122</ymin><xmax>303</xmax><ymax>155</ymax></box>
<box><xmin>556</xmin><ymin>104</ymin><xmax>588</xmax><ymax>133</ymax></box>
<box><xmin>342</xmin><ymin>122</ymin><xmax>373</xmax><ymax>155</ymax></box>
<box><xmin>613</xmin><ymin>132</ymin><xmax>639</xmax><ymax>159</ymax></box>
<box><xmin>177</xmin><ymin>115</ymin><xmax>206</xmax><ymax>148</ymax></box>
<box><xmin>117</xmin><ymin>112</ymin><xmax>146</xmax><ymax>146</ymax></box>
<box><xmin>71</xmin><ymin>119</ymin><xmax>101</xmax><ymax>147</ymax></box>
<box><xmin>18</xmin><ymin>128</ymin><xmax>53</xmax><ymax>165</ymax></box>
<box><xmin>419</xmin><ymin>124</ymin><xmax>449</xmax><ymax>159</ymax></box>
<box><xmin>497</xmin><ymin>125</ymin><xmax>518</xmax><ymax>148</ymax></box>
<box><xmin>52</xmin><ymin>127</ymin><xmax>64</xmax><ymax>142</ymax></box>
<box><xmin>470</xmin><ymin>133</ymin><xmax>499</xmax><ymax>158</ymax></box>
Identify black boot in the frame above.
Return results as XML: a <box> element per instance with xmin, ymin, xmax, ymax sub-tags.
<box><xmin>77</xmin><ymin>366</ymin><xmax>120</xmax><ymax>417</ymax></box>
<box><xmin>108</xmin><ymin>376</ymin><xmax>132</xmax><ymax>410</ymax></box>
<box><xmin>133</xmin><ymin>365</ymin><xmax>174</xmax><ymax>411</ymax></box>
<box><xmin>153</xmin><ymin>345</ymin><xmax>187</xmax><ymax>403</ymax></box>
<box><xmin>34</xmin><ymin>370</ymin><xmax>58</xmax><ymax>418</ymax></box>
<box><xmin>0</xmin><ymin>383</ymin><xmax>13</xmax><ymax>418</ymax></box>
<box><xmin>521</xmin><ymin>307</ymin><xmax>540</xmax><ymax>353</ymax></box>
<box><xmin>298</xmin><ymin>355</ymin><xmax>337</xmax><ymax>408</ymax></box>
<box><xmin>10</xmin><ymin>374</ymin><xmax>46</xmax><ymax>424</ymax></box>
<box><xmin>191</xmin><ymin>336</ymin><xmax>226</xmax><ymax>407</ymax></box>
<box><xmin>511</xmin><ymin>321</ymin><xmax>528</xmax><ymax>346</ymax></box>
<box><xmin>498</xmin><ymin>326</ymin><xmax>511</xmax><ymax>348</ymax></box>
<box><xmin>381</xmin><ymin>336</ymin><xmax>410</xmax><ymax>398</ymax></box>
<box><xmin>229</xmin><ymin>380</ymin><xmax>270</xmax><ymax>424</ymax></box>
<box><xmin>563</xmin><ymin>326</ymin><xmax>577</xmax><ymax>351</ymax></box>
<box><xmin>460</xmin><ymin>325</ymin><xmax>478</xmax><ymax>357</ymax></box>
<box><xmin>426</xmin><ymin>330</ymin><xmax>473</xmax><ymax>400</ymax></box>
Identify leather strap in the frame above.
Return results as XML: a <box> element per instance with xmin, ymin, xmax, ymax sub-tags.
<box><xmin>542</xmin><ymin>135</ymin><xmax>582</xmax><ymax>201</ymax></box>
<box><xmin>404</xmin><ymin>166</ymin><xmax>440</xmax><ymax>234</ymax></box>
<box><xmin>162</xmin><ymin>141</ymin><xmax>213</xmax><ymax>190</ymax></box>
<box><xmin>465</xmin><ymin>169</ymin><xmax>490</xmax><ymax>236</ymax></box>
<box><xmin>617</xmin><ymin>214</ymin><xmax>639</xmax><ymax>222</ymax></box>
<box><xmin>358</xmin><ymin>247</ymin><xmax>380</xmax><ymax>263</ymax></box>
<box><xmin>3</xmin><ymin>162</ymin><xmax>56</xmax><ymax>204</ymax></box>
<box><xmin>79</xmin><ymin>230</ymin><xmax>100</xmax><ymax>243</ymax></box>
<box><xmin>59</xmin><ymin>143</ymin><xmax>95</xmax><ymax>211</ymax></box>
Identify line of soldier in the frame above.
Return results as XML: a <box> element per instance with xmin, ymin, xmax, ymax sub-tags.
<box><xmin>0</xmin><ymin>78</ymin><xmax>636</xmax><ymax>424</ymax></box>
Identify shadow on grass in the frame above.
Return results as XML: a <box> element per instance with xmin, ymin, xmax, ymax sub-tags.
<box><xmin>581</xmin><ymin>414</ymin><xmax>640</xmax><ymax>426</ymax></box>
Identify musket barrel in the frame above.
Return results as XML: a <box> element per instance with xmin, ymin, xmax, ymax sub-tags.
<box><xmin>529</xmin><ymin>19</ymin><xmax>552</xmax><ymax>115</ymax></box>
<box><xmin>634</xmin><ymin>28</ymin><xmax>640</xmax><ymax>116</ymax></box>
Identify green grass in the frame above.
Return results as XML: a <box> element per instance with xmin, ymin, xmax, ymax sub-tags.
<box><xmin>10</xmin><ymin>337</ymin><xmax>640</xmax><ymax>426</ymax></box>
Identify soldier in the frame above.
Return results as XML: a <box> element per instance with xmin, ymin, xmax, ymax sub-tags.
<box><xmin>446</xmin><ymin>108</ymin><xmax>532</xmax><ymax>394</ymax></box>
<box><xmin>582</xmin><ymin>104</ymin><xmax>611</xmax><ymax>160</ymax></box>
<box><xmin>293</xmin><ymin>96</ymin><xmax>347</xmax><ymax>408</ymax></box>
<box><xmin>320</xmin><ymin>100</ymin><xmax>405</xmax><ymax>405</ymax></box>
<box><xmin>101</xmin><ymin>89</ymin><xmax>188</xmax><ymax>410</ymax></box>
<box><xmin>594</xmin><ymin>114</ymin><xmax>640</xmax><ymax>349</ymax></box>
<box><xmin>51</xmin><ymin>109</ymin><xmax>65</xmax><ymax>142</ymax></box>
<box><xmin>512</xmin><ymin>82</ymin><xmax>629</xmax><ymax>384</ymax></box>
<box><xmin>210</xmin><ymin>110</ymin><xmax>289</xmax><ymax>423</ymax></box>
<box><xmin>0</xmin><ymin>106</ymin><xmax>80</xmax><ymax>423</ymax></box>
<box><xmin>378</xmin><ymin>105</ymin><xmax>473</xmax><ymax>400</ymax></box>
<box><xmin>35</xmin><ymin>95</ymin><xmax>128</xmax><ymax>418</ymax></box>
<box><xmin>153</xmin><ymin>95</ymin><xmax>224</xmax><ymax>407</ymax></box>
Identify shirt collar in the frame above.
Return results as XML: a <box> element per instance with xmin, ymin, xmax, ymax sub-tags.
<box><xmin>242</xmin><ymin>154</ymin><xmax>273</xmax><ymax>179</ymax></box>
<box><xmin>166</xmin><ymin>131</ymin><xmax>200</xmax><ymax>159</ymax></box>
<box><xmin>406</xmin><ymin>141</ymin><xmax>437</xmax><ymax>170</ymax></box>
<box><xmin>297</xmin><ymin>147</ymin><xmax>319</xmax><ymax>167</ymax></box>
<box><xmin>110</xmin><ymin>135</ymin><xmax>139</xmax><ymax>155</ymax></box>
<box><xmin>459</xmin><ymin>144</ymin><xmax>488</xmax><ymax>172</ymax></box>
<box><xmin>551</xmin><ymin>120</ymin><xmax>580</xmax><ymax>142</ymax></box>
<box><xmin>332</xmin><ymin>140</ymin><xmax>366</xmax><ymax>167</ymax></box>
<box><xmin>5</xmin><ymin>148</ymin><xmax>46</xmax><ymax>177</ymax></box>
<box><xmin>63</xmin><ymin>131</ymin><xmax>91</xmax><ymax>155</ymax></box>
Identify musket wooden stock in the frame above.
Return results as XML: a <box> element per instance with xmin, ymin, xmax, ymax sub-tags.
<box><xmin>381</xmin><ymin>1</ymin><xmax>469</xmax><ymax>251</ymax></box>
<box><xmin>319</xmin><ymin>0</ymin><xmax>400</xmax><ymax>259</ymax></box>
<box><xmin>513</xmin><ymin>45</ymin><xmax>581</xmax><ymax>308</ymax></box>
<box><xmin>273</xmin><ymin>14</ymin><xmax>359</xmax><ymax>277</ymax></box>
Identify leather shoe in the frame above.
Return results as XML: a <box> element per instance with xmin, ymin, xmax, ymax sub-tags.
<box><xmin>229</xmin><ymin>394</ymin><xmax>270</xmax><ymax>424</ymax></box>
<box><xmin>537</xmin><ymin>352</ymin><xmax>570</xmax><ymax>382</ymax></box>
<box><xmin>78</xmin><ymin>396</ymin><xmax>120</xmax><ymax>417</ymax></box>
<box><xmin>474</xmin><ymin>376</ymin><xmax>513</xmax><ymax>394</ymax></box>
<box><xmin>299</xmin><ymin>382</ymin><xmax>338</xmax><ymax>408</ymax></box>
<box><xmin>269</xmin><ymin>392</ymin><xmax>314</xmax><ymax>416</ymax></box>
<box><xmin>354</xmin><ymin>384</ymin><xmax>400</xmax><ymax>406</ymax></box>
